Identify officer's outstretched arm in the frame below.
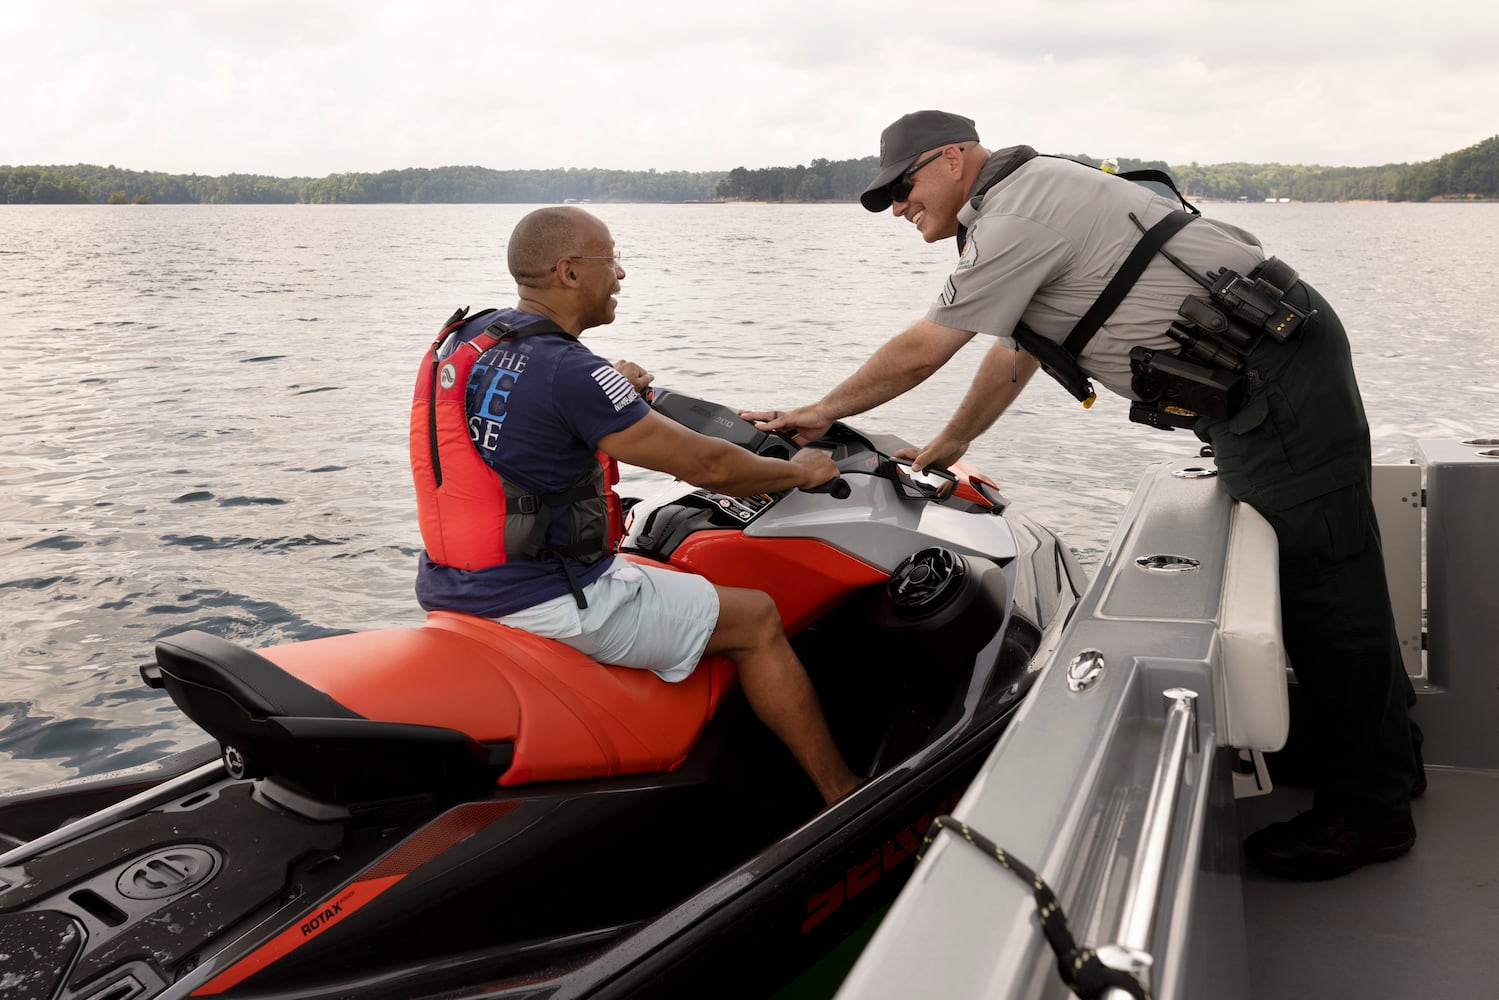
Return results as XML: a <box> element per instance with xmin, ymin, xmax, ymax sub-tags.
<box><xmin>745</xmin><ymin>318</ymin><xmax>972</xmax><ymax>445</ymax></box>
<box><xmin>816</xmin><ymin>318</ymin><xmax>974</xmax><ymax>422</ymax></box>
<box><xmin>906</xmin><ymin>343</ymin><xmax>1039</xmax><ymax>472</ymax></box>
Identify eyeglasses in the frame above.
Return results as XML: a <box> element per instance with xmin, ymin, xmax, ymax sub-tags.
<box><xmin>551</xmin><ymin>253</ymin><xmax>623</xmax><ymax>272</ymax></box>
<box><xmin>888</xmin><ymin>150</ymin><xmax>946</xmax><ymax>204</ymax></box>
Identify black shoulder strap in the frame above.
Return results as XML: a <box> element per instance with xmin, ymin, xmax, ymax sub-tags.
<box><xmin>1117</xmin><ymin>168</ymin><xmax>1200</xmax><ymax>215</ymax></box>
<box><xmin>486</xmin><ymin>317</ymin><xmax>570</xmax><ymax>342</ymax></box>
<box><xmin>1062</xmin><ymin>209</ymin><xmax>1197</xmax><ymax>357</ymax></box>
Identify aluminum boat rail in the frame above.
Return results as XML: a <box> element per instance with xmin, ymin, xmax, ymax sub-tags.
<box><xmin>838</xmin><ymin>437</ymin><xmax>1499</xmax><ymax>1000</ymax></box>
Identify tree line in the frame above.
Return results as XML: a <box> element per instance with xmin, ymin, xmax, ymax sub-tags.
<box><xmin>0</xmin><ymin>164</ymin><xmax>722</xmax><ymax>206</ymax></box>
<box><xmin>1170</xmin><ymin>135</ymin><xmax>1499</xmax><ymax>202</ymax></box>
<box><xmin>4</xmin><ymin>136</ymin><xmax>1497</xmax><ymax>205</ymax></box>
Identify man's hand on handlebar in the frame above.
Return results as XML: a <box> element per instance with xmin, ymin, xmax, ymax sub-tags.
<box><xmin>740</xmin><ymin>404</ymin><xmax>834</xmax><ymax>446</ymax></box>
<box><xmin>790</xmin><ymin>447</ymin><xmax>839</xmax><ymax>491</ymax></box>
<box><xmin>893</xmin><ymin>433</ymin><xmax>969</xmax><ymax>474</ymax></box>
<box><xmin>613</xmin><ymin>360</ymin><xmax>655</xmax><ymax>393</ymax></box>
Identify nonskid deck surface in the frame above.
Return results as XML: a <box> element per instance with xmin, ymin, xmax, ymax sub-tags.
<box><xmin>1240</xmin><ymin>767</ymin><xmax>1499</xmax><ymax>1000</ymax></box>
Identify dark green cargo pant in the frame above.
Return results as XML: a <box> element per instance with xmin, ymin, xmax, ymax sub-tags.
<box><xmin>1194</xmin><ymin>282</ymin><xmax>1418</xmax><ymax>821</ymax></box>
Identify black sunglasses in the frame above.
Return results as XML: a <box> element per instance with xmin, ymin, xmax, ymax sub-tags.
<box><xmin>888</xmin><ymin>150</ymin><xmax>945</xmax><ymax>204</ymax></box>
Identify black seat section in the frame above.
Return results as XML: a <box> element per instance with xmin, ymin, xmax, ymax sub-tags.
<box><xmin>147</xmin><ymin>630</ymin><xmax>363</xmax><ymax>720</ymax></box>
<box><xmin>143</xmin><ymin>630</ymin><xmax>512</xmax><ymax>807</ymax></box>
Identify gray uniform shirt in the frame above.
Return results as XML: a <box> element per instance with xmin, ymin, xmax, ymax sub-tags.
<box><xmin>927</xmin><ymin>151</ymin><xmax>1266</xmax><ymax>399</ymax></box>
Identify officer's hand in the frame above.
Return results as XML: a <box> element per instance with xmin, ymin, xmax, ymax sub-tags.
<box><xmin>895</xmin><ymin>435</ymin><xmax>969</xmax><ymax>474</ymax></box>
<box><xmin>740</xmin><ymin>404</ymin><xmax>834</xmax><ymax>446</ymax></box>
<box><xmin>613</xmin><ymin>360</ymin><xmax>654</xmax><ymax>392</ymax></box>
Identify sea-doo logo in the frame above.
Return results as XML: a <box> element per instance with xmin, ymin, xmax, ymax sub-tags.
<box><xmin>439</xmin><ymin>361</ymin><xmax>458</xmax><ymax>390</ymax></box>
<box><xmin>801</xmin><ymin>786</ymin><xmax>965</xmax><ymax>935</ymax></box>
<box><xmin>301</xmin><ymin>899</ymin><xmax>346</xmax><ymax>936</ymax></box>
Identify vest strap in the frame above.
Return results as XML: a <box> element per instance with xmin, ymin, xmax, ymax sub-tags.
<box><xmin>1062</xmin><ymin>209</ymin><xmax>1197</xmax><ymax>357</ymax></box>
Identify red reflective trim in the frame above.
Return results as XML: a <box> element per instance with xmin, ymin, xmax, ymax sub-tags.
<box><xmin>952</xmin><ymin>460</ymin><xmax>1001</xmax><ymax>507</ymax></box>
<box><xmin>191</xmin><ymin>801</ymin><xmax>522</xmax><ymax>995</ymax></box>
<box><xmin>191</xmin><ymin>875</ymin><xmax>403</xmax><ymax>995</ymax></box>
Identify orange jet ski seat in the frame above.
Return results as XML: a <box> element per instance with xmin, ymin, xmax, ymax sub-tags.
<box><xmin>147</xmin><ymin>610</ymin><xmax>738</xmax><ymax>805</ymax></box>
<box><xmin>274</xmin><ymin>610</ymin><xmax>738</xmax><ymax>786</ymax></box>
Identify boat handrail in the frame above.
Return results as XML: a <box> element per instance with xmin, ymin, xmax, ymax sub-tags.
<box><xmin>1100</xmin><ymin>687</ymin><xmax>1201</xmax><ymax>997</ymax></box>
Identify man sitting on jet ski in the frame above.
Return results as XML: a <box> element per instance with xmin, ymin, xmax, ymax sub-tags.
<box><xmin>410</xmin><ymin>205</ymin><xmax>860</xmax><ymax>805</ymax></box>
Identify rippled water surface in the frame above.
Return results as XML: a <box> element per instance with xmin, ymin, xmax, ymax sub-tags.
<box><xmin>2</xmin><ymin>201</ymin><xmax>1496</xmax><ymax>791</ymax></box>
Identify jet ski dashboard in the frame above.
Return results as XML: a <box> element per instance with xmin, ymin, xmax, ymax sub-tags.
<box><xmin>626</xmin><ymin>389</ymin><xmax>1006</xmax><ymax>561</ymax></box>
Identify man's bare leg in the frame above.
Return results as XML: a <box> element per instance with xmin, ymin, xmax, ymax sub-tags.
<box><xmin>705</xmin><ymin>586</ymin><xmax>860</xmax><ymax>805</ymax></box>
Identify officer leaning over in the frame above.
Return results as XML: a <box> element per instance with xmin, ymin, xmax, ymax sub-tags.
<box><xmin>747</xmin><ymin>110</ymin><xmax>1421</xmax><ymax>881</ymax></box>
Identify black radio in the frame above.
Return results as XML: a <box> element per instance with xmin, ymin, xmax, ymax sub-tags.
<box><xmin>1205</xmin><ymin>256</ymin><xmax>1314</xmax><ymax>343</ymax></box>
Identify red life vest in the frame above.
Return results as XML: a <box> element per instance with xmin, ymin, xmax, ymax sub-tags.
<box><xmin>409</xmin><ymin>308</ymin><xmax>624</xmax><ymax>590</ymax></box>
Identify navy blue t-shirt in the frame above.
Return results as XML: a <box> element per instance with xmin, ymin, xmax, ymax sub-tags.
<box><xmin>415</xmin><ymin>308</ymin><xmax>650</xmax><ymax>616</ymax></box>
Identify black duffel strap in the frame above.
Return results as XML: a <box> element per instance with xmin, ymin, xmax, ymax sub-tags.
<box><xmin>921</xmin><ymin>816</ymin><xmax>1151</xmax><ymax>1000</ymax></box>
<box><xmin>1062</xmin><ymin>210</ymin><xmax>1197</xmax><ymax>358</ymax></box>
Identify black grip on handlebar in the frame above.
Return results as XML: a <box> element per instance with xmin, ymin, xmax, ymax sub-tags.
<box><xmin>802</xmin><ymin>477</ymin><xmax>851</xmax><ymax>499</ymax></box>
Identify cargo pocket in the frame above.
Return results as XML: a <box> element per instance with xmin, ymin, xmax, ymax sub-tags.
<box><xmin>1226</xmin><ymin>392</ymin><xmax>1271</xmax><ymax>437</ymax></box>
<box><xmin>1204</xmin><ymin>391</ymin><xmax>1295</xmax><ymax>501</ymax></box>
<box><xmin>1261</xmin><ymin>382</ymin><xmax>1316</xmax><ymax>475</ymax></box>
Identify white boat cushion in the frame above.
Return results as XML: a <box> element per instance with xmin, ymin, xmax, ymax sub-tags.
<box><xmin>1216</xmin><ymin>502</ymin><xmax>1290</xmax><ymax>751</ymax></box>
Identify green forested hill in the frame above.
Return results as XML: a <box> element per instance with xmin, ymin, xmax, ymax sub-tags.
<box><xmin>4</xmin><ymin>136</ymin><xmax>1497</xmax><ymax>205</ymax></box>
<box><xmin>1169</xmin><ymin>135</ymin><xmax>1499</xmax><ymax>202</ymax></box>
<box><xmin>0</xmin><ymin>164</ymin><xmax>725</xmax><ymax>206</ymax></box>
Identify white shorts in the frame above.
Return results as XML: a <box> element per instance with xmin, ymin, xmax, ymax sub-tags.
<box><xmin>493</xmin><ymin>558</ymin><xmax>720</xmax><ymax>683</ymax></box>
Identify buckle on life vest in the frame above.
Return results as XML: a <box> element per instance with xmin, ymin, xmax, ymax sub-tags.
<box><xmin>515</xmin><ymin>495</ymin><xmax>540</xmax><ymax>515</ymax></box>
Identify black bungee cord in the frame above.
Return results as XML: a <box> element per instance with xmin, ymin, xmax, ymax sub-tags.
<box><xmin>920</xmin><ymin>815</ymin><xmax>1151</xmax><ymax>1000</ymax></box>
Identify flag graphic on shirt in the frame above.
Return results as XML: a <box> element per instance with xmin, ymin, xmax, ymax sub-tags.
<box><xmin>591</xmin><ymin>366</ymin><xmax>639</xmax><ymax>412</ymax></box>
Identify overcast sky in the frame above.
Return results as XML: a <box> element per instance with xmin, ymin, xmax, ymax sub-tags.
<box><xmin>6</xmin><ymin>1</ymin><xmax>1494</xmax><ymax>178</ymax></box>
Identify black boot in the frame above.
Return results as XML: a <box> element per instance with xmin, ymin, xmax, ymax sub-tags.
<box><xmin>1244</xmin><ymin>809</ymin><xmax>1416</xmax><ymax>881</ymax></box>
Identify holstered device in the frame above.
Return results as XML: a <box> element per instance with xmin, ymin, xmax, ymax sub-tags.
<box><xmin>1128</xmin><ymin>256</ymin><xmax>1308</xmax><ymax>430</ymax></box>
<box><xmin>1013</xmin><ymin>323</ymin><xmax>1095</xmax><ymax>407</ymax></box>
<box><xmin>1128</xmin><ymin>346</ymin><xmax>1247</xmax><ymax>429</ymax></box>
<box><xmin>1206</xmin><ymin>256</ymin><xmax>1313</xmax><ymax>343</ymax></box>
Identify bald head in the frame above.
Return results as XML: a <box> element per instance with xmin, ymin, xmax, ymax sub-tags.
<box><xmin>505</xmin><ymin>206</ymin><xmax>624</xmax><ymax>335</ymax></box>
<box><xmin>508</xmin><ymin>206</ymin><xmax>603</xmax><ymax>287</ymax></box>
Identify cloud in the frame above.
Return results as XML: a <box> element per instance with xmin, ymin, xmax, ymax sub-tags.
<box><xmin>3</xmin><ymin>0</ymin><xmax>1493</xmax><ymax>176</ymax></box>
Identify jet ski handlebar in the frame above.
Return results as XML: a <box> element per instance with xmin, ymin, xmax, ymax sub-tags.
<box><xmin>800</xmin><ymin>474</ymin><xmax>852</xmax><ymax>500</ymax></box>
<box><xmin>645</xmin><ymin>386</ymin><xmax>849</xmax><ymax>498</ymax></box>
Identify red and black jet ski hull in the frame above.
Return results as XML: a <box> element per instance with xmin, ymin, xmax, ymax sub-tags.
<box><xmin>0</xmin><ymin>393</ymin><xmax>1085</xmax><ymax>999</ymax></box>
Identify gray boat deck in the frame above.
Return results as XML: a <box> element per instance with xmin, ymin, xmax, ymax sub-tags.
<box><xmin>1241</xmin><ymin>767</ymin><xmax>1499</xmax><ymax>999</ymax></box>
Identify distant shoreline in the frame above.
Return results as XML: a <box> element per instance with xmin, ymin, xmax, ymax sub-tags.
<box><xmin>7</xmin><ymin>137</ymin><xmax>1499</xmax><ymax>205</ymax></box>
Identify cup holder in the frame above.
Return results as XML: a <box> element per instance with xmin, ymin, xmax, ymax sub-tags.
<box><xmin>1134</xmin><ymin>554</ymin><xmax>1201</xmax><ymax>573</ymax></box>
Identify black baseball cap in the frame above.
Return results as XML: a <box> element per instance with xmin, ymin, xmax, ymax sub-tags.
<box><xmin>859</xmin><ymin>110</ymin><xmax>980</xmax><ymax>212</ymax></box>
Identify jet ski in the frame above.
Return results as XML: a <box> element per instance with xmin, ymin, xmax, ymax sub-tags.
<box><xmin>0</xmin><ymin>388</ymin><xmax>1085</xmax><ymax>1000</ymax></box>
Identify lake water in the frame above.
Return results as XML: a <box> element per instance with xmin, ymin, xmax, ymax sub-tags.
<box><xmin>2</xmin><ymin>201</ymin><xmax>1496</xmax><ymax>793</ymax></box>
